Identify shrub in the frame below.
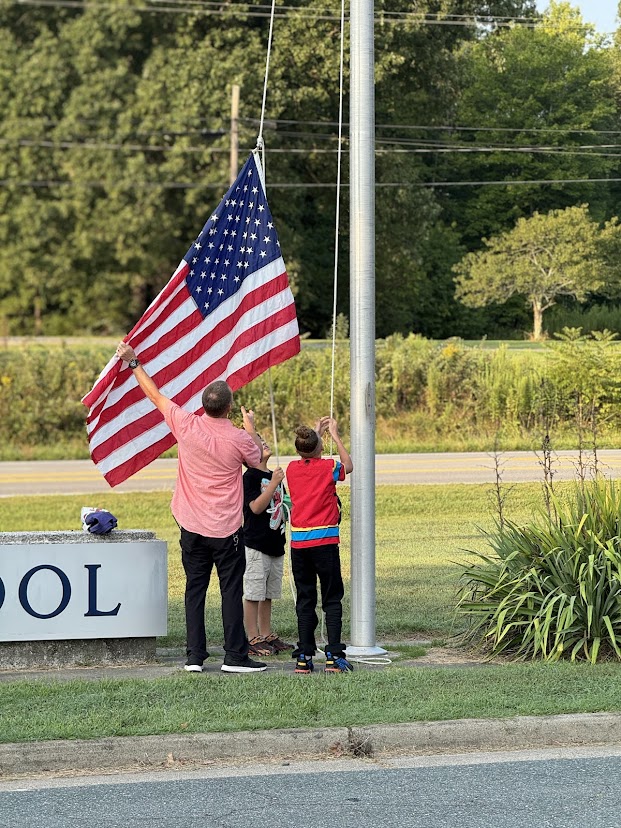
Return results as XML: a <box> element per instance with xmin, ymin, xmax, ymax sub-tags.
<box><xmin>545</xmin><ymin>304</ymin><xmax>621</xmax><ymax>337</ymax></box>
<box><xmin>376</xmin><ymin>333</ymin><xmax>433</xmax><ymax>414</ymax></box>
<box><xmin>5</xmin><ymin>334</ymin><xmax>621</xmax><ymax>457</ymax></box>
<box><xmin>458</xmin><ymin>480</ymin><xmax>621</xmax><ymax>663</ymax></box>
<box><xmin>425</xmin><ymin>338</ymin><xmax>480</xmax><ymax>420</ymax></box>
<box><xmin>0</xmin><ymin>344</ymin><xmax>108</xmax><ymax>445</ymax></box>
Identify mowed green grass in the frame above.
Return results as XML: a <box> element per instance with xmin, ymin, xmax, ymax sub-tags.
<box><xmin>5</xmin><ymin>482</ymin><xmax>620</xmax><ymax>744</ymax></box>
<box><xmin>3</xmin><ymin>663</ymin><xmax>621</xmax><ymax>743</ymax></box>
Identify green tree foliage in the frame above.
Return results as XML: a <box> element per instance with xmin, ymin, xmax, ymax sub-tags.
<box><xmin>454</xmin><ymin>205</ymin><xmax>621</xmax><ymax>339</ymax></box>
<box><xmin>371</xmin><ymin>0</ymin><xmax>538</xmax><ymax>337</ymax></box>
<box><xmin>424</xmin><ymin>1</ymin><xmax>621</xmax><ymax>337</ymax></box>
<box><xmin>5</xmin><ymin>0</ymin><xmax>620</xmax><ymax>342</ymax></box>
<box><xmin>0</xmin><ymin>0</ymin><xmax>541</xmax><ymax>338</ymax></box>
<box><xmin>443</xmin><ymin>1</ymin><xmax>620</xmax><ymax>245</ymax></box>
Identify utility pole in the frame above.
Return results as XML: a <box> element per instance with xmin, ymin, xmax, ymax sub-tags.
<box><xmin>230</xmin><ymin>83</ymin><xmax>240</xmax><ymax>185</ymax></box>
<box><xmin>348</xmin><ymin>0</ymin><xmax>385</xmax><ymax>656</ymax></box>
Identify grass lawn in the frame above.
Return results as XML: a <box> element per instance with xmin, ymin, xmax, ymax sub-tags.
<box><xmin>3</xmin><ymin>482</ymin><xmax>621</xmax><ymax>744</ymax></box>
<box><xmin>2</xmin><ymin>663</ymin><xmax>621</xmax><ymax>743</ymax></box>
<box><xmin>0</xmin><ymin>483</ymin><xmax>546</xmax><ymax>646</ymax></box>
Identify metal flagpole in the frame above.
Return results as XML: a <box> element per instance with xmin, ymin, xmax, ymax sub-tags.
<box><xmin>348</xmin><ymin>0</ymin><xmax>386</xmax><ymax>657</ymax></box>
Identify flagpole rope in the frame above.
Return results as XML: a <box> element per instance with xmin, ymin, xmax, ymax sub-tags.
<box><xmin>268</xmin><ymin>368</ymin><xmax>280</xmax><ymax>464</ymax></box>
<box><xmin>257</xmin><ymin>0</ymin><xmax>277</xmax><ymax>151</ymax></box>
<box><xmin>328</xmin><ymin>0</ymin><xmax>346</xmax><ymax>456</ymax></box>
<box><xmin>253</xmin><ymin>0</ymin><xmax>279</xmax><ymax>463</ymax></box>
<box><xmin>318</xmin><ymin>0</ymin><xmax>346</xmax><ymax>641</ymax></box>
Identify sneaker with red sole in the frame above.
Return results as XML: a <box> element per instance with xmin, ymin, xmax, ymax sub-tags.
<box><xmin>324</xmin><ymin>651</ymin><xmax>354</xmax><ymax>673</ymax></box>
<box><xmin>294</xmin><ymin>654</ymin><xmax>314</xmax><ymax>674</ymax></box>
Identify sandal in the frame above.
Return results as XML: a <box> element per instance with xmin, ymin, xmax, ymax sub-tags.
<box><xmin>264</xmin><ymin>633</ymin><xmax>294</xmax><ymax>652</ymax></box>
<box><xmin>248</xmin><ymin>636</ymin><xmax>276</xmax><ymax>657</ymax></box>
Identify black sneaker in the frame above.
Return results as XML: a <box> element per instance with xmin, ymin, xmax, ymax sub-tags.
<box><xmin>184</xmin><ymin>649</ymin><xmax>209</xmax><ymax>672</ymax></box>
<box><xmin>221</xmin><ymin>656</ymin><xmax>267</xmax><ymax>673</ymax></box>
<box><xmin>294</xmin><ymin>654</ymin><xmax>314</xmax><ymax>674</ymax></box>
<box><xmin>324</xmin><ymin>651</ymin><xmax>354</xmax><ymax>673</ymax></box>
<box><xmin>184</xmin><ymin>659</ymin><xmax>204</xmax><ymax>673</ymax></box>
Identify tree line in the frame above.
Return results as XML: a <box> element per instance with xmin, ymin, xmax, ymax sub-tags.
<box><xmin>1</xmin><ymin>0</ymin><xmax>620</xmax><ymax>340</ymax></box>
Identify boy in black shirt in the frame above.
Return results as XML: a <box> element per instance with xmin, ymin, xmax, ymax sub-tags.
<box><xmin>242</xmin><ymin>436</ymin><xmax>294</xmax><ymax>656</ymax></box>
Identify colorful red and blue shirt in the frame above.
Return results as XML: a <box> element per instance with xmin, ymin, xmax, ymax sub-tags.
<box><xmin>286</xmin><ymin>457</ymin><xmax>345</xmax><ymax>548</ymax></box>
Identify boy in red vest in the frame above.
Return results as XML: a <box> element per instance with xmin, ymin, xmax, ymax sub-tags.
<box><xmin>285</xmin><ymin>416</ymin><xmax>354</xmax><ymax>674</ymax></box>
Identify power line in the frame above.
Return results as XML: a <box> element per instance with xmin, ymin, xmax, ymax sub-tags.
<box><xmin>4</xmin><ymin>137</ymin><xmax>621</xmax><ymax>159</ymax></box>
<box><xmin>14</xmin><ymin>115</ymin><xmax>621</xmax><ymax>138</ymax></box>
<box><xmin>244</xmin><ymin>118</ymin><xmax>621</xmax><ymax>136</ymax></box>
<box><xmin>375</xmin><ymin>142</ymin><xmax>621</xmax><ymax>158</ymax></box>
<box><xmin>147</xmin><ymin>0</ymin><xmax>538</xmax><ymax>23</ymax></box>
<box><xmin>374</xmin><ymin>124</ymin><xmax>621</xmax><ymax>136</ymax></box>
<box><xmin>10</xmin><ymin>0</ymin><xmax>611</xmax><ymax>32</ymax></box>
<box><xmin>417</xmin><ymin>177</ymin><xmax>621</xmax><ymax>188</ymax></box>
<box><xmin>2</xmin><ymin>176</ymin><xmax>621</xmax><ymax>190</ymax></box>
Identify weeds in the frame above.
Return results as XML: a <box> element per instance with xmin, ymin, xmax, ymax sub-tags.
<box><xmin>459</xmin><ymin>329</ymin><xmax>621</xmax><ymax>663</ymax></box>
<box><xmin>4</xmin><ymin>332</ymin><xmax>621</xmax><ymax>456</ymax></box>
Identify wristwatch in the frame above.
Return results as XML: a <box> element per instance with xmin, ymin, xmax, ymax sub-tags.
<box><xmin>128</xmin><ymin>358</ymin><xmax>140</xmax><ymax>370</ymax></box>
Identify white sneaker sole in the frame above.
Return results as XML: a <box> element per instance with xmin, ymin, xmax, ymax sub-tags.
<box><xmin>184</xmin><ymin>664</ymin><xmax>204</xmax><ymax>672</ymax></box>
<box><xmin>220</xmin><ymin>664</ymin><xmax>267</xmax><ymax>673</ymax></box>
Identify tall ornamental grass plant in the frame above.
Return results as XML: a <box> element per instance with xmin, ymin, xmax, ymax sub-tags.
<box><xmin>458</xmin><ymin>480</ymin><xmax>621</xmax><ymax>663</ymax></box>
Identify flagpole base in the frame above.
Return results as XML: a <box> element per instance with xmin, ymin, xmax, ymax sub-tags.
<box><xmin>345</xmin><ymin>645</ymin><xmax>388</xmax><ymax>657</ymax></box>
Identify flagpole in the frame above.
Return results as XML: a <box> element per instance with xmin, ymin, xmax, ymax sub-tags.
<box><xmin>348</xmin><ymin>0</ymin><xmax>385</xmax><ymax>657</ymax></box>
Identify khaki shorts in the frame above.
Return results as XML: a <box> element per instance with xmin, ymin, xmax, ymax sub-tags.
<box><xmin>243</xmin><ymin>546</ymin><xmax>284</xmax><ymax>601</ymax></box>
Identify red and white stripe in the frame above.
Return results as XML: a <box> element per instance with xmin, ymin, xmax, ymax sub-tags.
<box><xmin>82</xmin><ymin>256</ymin><xmax>300</xmax><ymax>487</ymax></box>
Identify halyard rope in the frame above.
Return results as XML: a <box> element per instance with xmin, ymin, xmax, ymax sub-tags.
<box><xmin>257</xmin><ymin>0</ymin><xmax>277</xmax><ymax>152</ymax></box>
<box><xmin>329</xmin><ymin>0</ymin><xmax>346</xmax><ymax>429</ymax></box>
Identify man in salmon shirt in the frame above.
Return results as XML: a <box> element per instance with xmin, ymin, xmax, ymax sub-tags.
<box><xmin>116</xmin><ymin>342</ymin><xmax>267</xmax><ymax>674</ymax></box>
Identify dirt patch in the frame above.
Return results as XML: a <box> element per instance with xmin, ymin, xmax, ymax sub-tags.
<box><xmin>412</xmin><ymin>646</ymin><xmax>489</xmax><ymax>666</ymax></box>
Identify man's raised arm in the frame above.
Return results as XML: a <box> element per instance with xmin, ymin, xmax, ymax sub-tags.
<box><xmin>116</xmin><ymin>342</ymin><xmax>171</xmax><ymax>415</ymax></box>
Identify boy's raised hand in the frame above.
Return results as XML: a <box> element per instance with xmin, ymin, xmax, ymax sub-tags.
<box><xmin>241</xmin><ymin>406</ymin><xmax>256</xmax><ymax>432</ymax></box>
<box><xmin>326</xmin><ymin>417</ymin><xmax>340</xmax><ymax>440</ymax></box>
<box><xmin>315</xmin><ymin>416</ymin><xmax>330</xmax><ymax>437</ymax></box>
<box><xmin>272</xmin><ymin>467</ymin><xmax>285</xmax><ymax>485</ymax></box>
<box><xmin>326</xmin><ymin>417</ymin><xmax>353</xmax><ymax>473</ymax></box>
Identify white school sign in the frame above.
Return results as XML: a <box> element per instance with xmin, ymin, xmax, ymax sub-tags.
<box><xmin>0</xmin><ymin>531</ymin><xmax>167</xmax><ymax>641</ymax></box>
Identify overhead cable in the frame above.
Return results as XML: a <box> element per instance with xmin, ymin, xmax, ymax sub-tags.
<box><xmin>4</xmin><ymin>137</ymin><xmax>621</xmax><ymax>158</ymax></box>
<box><xmin>11</xmin><ymin>0</ymin><xmax>610</xmax><ymax>32</ymax></box>
<box><xmin>2</xmin><ymin>176</ymin><xmax>621</xmax><ymax>190</ymax></box>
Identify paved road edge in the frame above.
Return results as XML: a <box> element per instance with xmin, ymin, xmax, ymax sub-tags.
<box><xmin>3</xmin><ymin>712</ymin><xmax>621</xmax><ymax>778</ymax></box>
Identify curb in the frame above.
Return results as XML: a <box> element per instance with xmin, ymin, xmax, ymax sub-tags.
<box><xmin>3</xmin><ymin>713</ymin><xmax>621</xmax><ymax>778</ymax></box>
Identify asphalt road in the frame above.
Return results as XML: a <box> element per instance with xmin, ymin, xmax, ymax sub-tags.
<box><xmin>1</xmin><ymin>746</ymin><xmax>621</xmax><ymax>828</ymax></box>
<box><xmin>2</xmin><ymin>450</ymin><xmax>621</xmax><ymax>496</ymax></box>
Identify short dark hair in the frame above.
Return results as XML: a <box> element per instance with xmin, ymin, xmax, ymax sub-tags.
<box><xmin>295</xmin><ymin>425</ymin><xmax>319</xmax><ymax>456</ymax></box>
<box><xmin>201</xmin><ymin>380</ymin><xmax>233</xmax><ymax>418</ymax></box>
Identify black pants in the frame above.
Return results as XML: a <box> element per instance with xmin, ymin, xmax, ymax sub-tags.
<box><xmin>180</xmin><ymin>526</ymin><xmax>248</xmax><ymax>663</ymax></box>
<box><xmin>291</xmin><ymin>544</ymin><xmax>345</xmax><ymax>656</ymax></box>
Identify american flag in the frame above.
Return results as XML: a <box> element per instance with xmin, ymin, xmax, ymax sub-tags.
<box><xmin>82</xmin><ymin>151</ymin><xmax>300</xmax><ymax>487</ymax></box>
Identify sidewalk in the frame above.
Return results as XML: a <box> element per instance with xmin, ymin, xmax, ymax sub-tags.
<box><xmin>0</xmin><ymin>644</ymin><xmax>485</xmax><ymax>684</ymax></box>
<box><xmin>3</xmin><ymin>649</ymin><xmax>621</xmax><ymax>779</ymax></box>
